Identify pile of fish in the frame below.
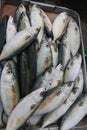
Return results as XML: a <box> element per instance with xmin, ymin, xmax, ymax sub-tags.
<box><xmin>0</xmin><ymin>2</ymin><xmax>86</xmax><ymax>130</ymax></box>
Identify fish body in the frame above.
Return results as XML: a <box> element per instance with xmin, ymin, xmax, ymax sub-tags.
<box><xmin>30</xmin><ymin>5</ymin><xmax>44</xmax><ymax>46</ymax></box>
<box><xmin>1</xmin><ymin>60</ymin><xmax>20</xmax><ymax>116</ymax></box>
<box><xmin>42</xmin><ymin>68</ymin><xmax>83</xmax><ymax>128</ymax></box>
<box><xmin>53</xmin><ymin>12</ymin><xmax>69</xmax><ymax>41</ymax></box>
<box><xmin>59</xmin><ymin>94</ymin><xmax>87</xmax><ymax>130</ymax></box>
<box><xmin>34</xmin><ymin>82</ymin><xmax>74</xmax><ymax>115</ymax></box>
<box><xmin>6</xmin><ymin>88</ymin><xmax>45</xmax><ymax>130</ymax></box>
<box><xmin>66</xmin><ymin>18</ymin><xmax>80</xmax><ymax>56</ymax></box>
<box><xmin>64</xmin><ymin>54</ymin><xmax>82</xmax><ymax>82</ymax></box>
<box><xmin>0</xmin><ymin>27</ymin><xmax>39</xmax><ymax>61</ymax></box>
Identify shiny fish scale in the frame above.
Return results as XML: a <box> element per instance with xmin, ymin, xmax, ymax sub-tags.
<box><xmin>53</xmin><ymin>12</ymin><xmax>69</xmax><ymax>41</ymax></box>
<box><xmin>66</xmin><ymin>17</ymin><xmax>80</xmax><ymax>56</ymax></box>
<box><xmin>64</xmin><ymin>54</ymin><xmax>82</xmax><ymax>82</ymax></box>
<box><xmin>6</xmin><ymin>16</ymin><xmax>17</xmax><ymax>42</ymax></box>
<box><xmin>37</xmin><ymin>40</ymin><xmax>52</xmax><ymax>77</ymax></box>
<box><xmin>42</xmin><ymin>68</ymin><xmax>83</xmax><ymax>128</ymax></box>
<box><xmin>6</xmin><ymin>88</ymin><xmax>45</xmax><ymax>130</ymax></box>
<box><xmin>59</xmin><ymin>94</ymin><xmax>87</xmax><ymax>130</ymax></box>
<box><xmin>1</xmin><ymin>60</ymin><xmax>19</xmax><ymax>116</ymax></box>
<box><xmin>30</xmin><ymin>5</ymin><xmax>44</xmax><ymax>46</ymax></box>
<box><xmin>34</xmin><ymin>82</ymin><xmax>74</xmax><ymax>115</ymax></box>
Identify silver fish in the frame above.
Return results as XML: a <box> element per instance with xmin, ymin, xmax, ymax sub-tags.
<box><xmin>65</xmin><ymin>17</ymin><xmax>80</xmax><ymax>56</ymax></box>
<box><xmin>58</xmin><ymin>35</ymin><xmax>71</xmax><ymax>68</ymax></box>
<box><xmin>14</xmin><ymin>4</ymin><xmax>26</xmax><ymax>26</ymax></box>
<box><xmin>52</xmin><ymin>12</ymin><xmax>69</xmax><ymax>41</ymax></box>
<box><xmin>33</xmin><ymin>64</ymin><xmax>63</xmax><ymax>91</ymax></box>
<box><xmin>34</xmin><ymin>82</ymin><xmax>74</xmax><ymax>115</ymax></box>
<box><xmin>50</xmin><ymin>40</ymin><xmax>58</xmax><ymax>67</ymax></box>
<box><xmin>1</xmin><ymin>60</ymin><xmax>20</xmax><ymax>116</ymax></box>
<box><xmin>64</xmin><ymin>54</ymin><xmax>82</xmax><ymax>82</ymax></box>
<box><xmin>42</xmin><ymin>68</ymin><xmax>83</xmax><ymax>128</ymax></box>
<box><xmin>6</xmin><ymin>87</ymin><xmax>45</xmax><ymax>130</ymax></box>
<box><xmin>17</xmin><ymin>12</ymin><xmax>30</xmax><ymax>31</ymax></box>
<box><xmin>59</xmin><ymin>94</ymin><xmax>87</xmax><ymax>130</ymax></box>
<box><xmin>0</xmin><ymin>27</ymin><xmax>40</xmax><ymax>61</ymax></box>
<box><xmin>36</xmin><ymin>38</ymin><xmax>52</xmax><ymax>77</ymax></box>
<box><xmin>6</xmin><ymin>16</ymin><xmax>17</xmax><ymax>42</ymax></box>
<box><xmin>40</xmin><ymin>9</ymin><xmax>52</xmax><ymax>37</ymax></box>
<box><xmin>30</xmin><ymin>5</ymin><xmax>44</xmax><ymax>47</ymax></box>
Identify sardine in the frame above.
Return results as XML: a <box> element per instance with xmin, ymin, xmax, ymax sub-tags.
<box><xmin>0</xmin><ymin>15</ymin><xmax>9</xmax><ymax>54</ymax></box>
<box><xmin>50</xmin><ymin>41</ymin><xmax>58</xmax><ymax>67</ymax></box>
<box><xmin>65</xmin><ymin>17</ymin><xmax>80</xmax><ymax>56</ymax></box>
<box><xmin>14</xmin><ymin>4</ymin><xmax>26</xmax><ymax>26</ymax></box>
<box><xmin>6</xmin><ymin>16</ymin><xmax>17</xmax><ymax>42</ymax></box>
<box><xmin>58</xmin><ymin>35</ymin><xmax>71</xmax><ymax>68</ymax></box>
<box><xmin>59</xmin><ymin>94</ymin><xmax>87</xmax><ymax>130</ymax></box>
<box><xmin>40</xmin><ymin>9</ymin><xmax>52</xmax><ymax>37</ymax></box>
<box><xmin>0</xmin><ymin>27</ymin><xmax>40</xmax><ymax>61</ymax></box>
<box><xmin>52</xmin><ymin>12</ymin><xmax>69</xmax><ymax>41</ymax></box>
<box><xmin>6</xmin><ymin>88</ymin><xmax>45</xmax><ymax>130</ymax></box>
<box><xmin>64</xmin><ymin>54</ymin><xmax>82</xmax><ymax>82</ymax></box>
<box><xmin>36</xmin><ymin>38</ymin><xmax>52</xmax><ymax>77</ymax></box>
<box><xmin>1</xmin><ymin>60</ymin><xmax>20</xmax><ymax>116</ymax></box>
<box><xmin>42</xmin><ymin>68</ymin><xmax>83</xmax><ymax>128</ymax></box>
<box><xmin>33</xmin><ymin>64</ymin><xmax>63</xmax><ymax>91</ymax></box>
<box><xmin>30</xmin><ymin>5</ymin><xmax>44</xmax><ymax>47</ymax></box>
<box><xmin>34</xmin><ymin>82</ymin><xmax>74</xmax><ymax>115</ymax></box>
<box><xmin>17</xmin><ymin>12</ymin><xmax>30</xmax><ymax>31</ymax></box>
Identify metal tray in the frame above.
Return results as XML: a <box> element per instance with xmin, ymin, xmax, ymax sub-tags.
<box><xmin>0</xmin><ymin>0</ymin><xmax>87</xmax><ymax>130</ymax></box>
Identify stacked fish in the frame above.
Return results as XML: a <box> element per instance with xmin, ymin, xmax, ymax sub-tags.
<box><xmin>0</xmin><ymin>3</ymin><xmax>86</xmax><ymax>130</ymax></box>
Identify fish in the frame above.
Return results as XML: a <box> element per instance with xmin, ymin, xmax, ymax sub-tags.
<box><xmin>14</xmin><ymin>4</ymin><xmax>26</xmax><ymax>26</ymax></box>
<box><xmin>52</xmin><ymin>12</ymin><xmax>69</xmax><ymax>41</ymax></box>
<box><xmin>33</xmin><ymin>64</ymin><xmax>63</xmax><ymax>91</ymax></box>
<box><xmin>0</xmin><ymin>27</ymin><xmax>40</xmax><ymax>61</ymax></box>
<box><xmin>40</xmin><ymin>9</ymin><xmax>52</xmax><ymax>37</ymax></box>
<box><xmin>58</xmin><ymin>35</ymin><xmax>71</xmax><ymax>68</ymax></box>
<box><xmin>0</xmin><ymin>101</ymin><xmax>5</xmax><ymax>128</ymax></box>
<box><xmin>34</xmin><ymin>82</ymin><xmax>74</xmax><ymax>115</ymax></box>
<box><xmin>28</xmin><ymin>115</ymin><xmax>42</xmax><ymax>126</ymax></box>
<box><xmin>65</xmin><ymin>17</ymin><xmax>80</xmax><ymax>56</ymax></box>
<box><xmin>6</xmin><ymin>87</ymin><xmax>45</xmax><ymax>130</ymax></box>
<box><xmin>64</xmin><ymin>54</ymin><xmax>82</xmax><ymax>82</ymax></box>
<box><xmin>17</xmin><ymin>12</ymin><xmax>30</xmax><ymax>31</ymax></box>
<box><xmin>59</xmin><ymin>94</ymin><xmax>87</xmax><ymax>130</ymax></box>
<box><xmin>30</xmin><ymin>5</ymin><xmax>44</xmax><ymax>47</ymax></box>
<box><xmin>0</xmin><ymin>60</ymin><xmax>20</xmax><ymax>116</ymax></box>
<box><xmin>50</xmin><ymin>40</ymin><xmax>58</xmax><ymax>67</ymax></box>
<box><xmin>6</xmin><ymin>16</ymin><xmax>17</xmax><ymax>42</ymax></box>
<box><xmin>36</xmin><ymin>38</ymin><xmax>52</xmax><ymax>77</ymax></box>
<box><xmin>0</xmin><ymin>15</ymin><xmax>9</xmax><ymax>54</ymax></box>
<box><xmin>42</xmin><ymin>68</ymin><xmax>83</xmax><ymax>128</ymax></box>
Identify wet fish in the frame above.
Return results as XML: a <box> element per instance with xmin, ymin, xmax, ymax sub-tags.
<box><xmin>59</xmin><ymin>94</ymin><xmax>87</xmax><ymax>130</ymax></box>
<box><xmin>17</xmin><ymin>12</ymin><xmax>30</xmax><ymax>32</ymax></box>
<box><xmin>52</xmin><ymin>12</ymin><xmax>69</xmax><ymax>41</ymax></box>
<box><xmin>6</xmin><ymin>88</ymin><xmax>45</xmax><ymax>130</ymax></box>
<box><xmin>34</xmin><ymin>82</ymin><xmax>74</xmax><ymax>115</ymax></box>
<box><xmin>50</xmin><ymin>41</ymin><xmax>58</xmax><ymax>67</ymax></box>
<box><xmin>30</xmin><ymin>5</ymin><xmax>44</xmax><ymax>47</ymax></box>
<box><xmin>0</xmin><ymin>15</ymin><xmax>9</xmax><ymax>54</ymax></box>
<box><xmin>65</xmin><ymin>17</ymin><xmax>80</xmax><ymax>56</ymax></box>
<box><xmin>64</xmin><ymin>54</ymin><xmax>82</xmax><ymax>82</ymax></box>
<box><xmin>1</xmin><ymin>60</ymin><xmax>20</xmax><ymax>116</ymax></box>
<box><xmin>40</xmin><ymin>9</ymin><xmax>52</xmax><ymax>37</ymax></box>
<box><xmin>0</xmin><ymin>27</ymin><xmax>40</xmax><ymax>61</ymax></box>
<box><xmin>6</xmin><ymin>16</ymin><xmax>17</xmax><ymax>42</ymax></box>
<box><xmin>42</xmin><ymin>68</ymin><xmax>83</xmax><ymax>128</ymax></box>
<box><xmin>58</xmin><ymin>35</ymin><xmax>71</xmax><ymax>68</ymax></box>
<box><xmin>33</xmin><ymin>64</ymin><xmax>63</xmax><ymax>91</ymax></box>
<box><xmin>14</xmin><ymin>4</ymin><xmax>26</xmax><ymax>26</ymax></box>
<box><xmin>36</xmin><ymin>38</ymin><xmax>52</xmax><ymax>77</ymax></box>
